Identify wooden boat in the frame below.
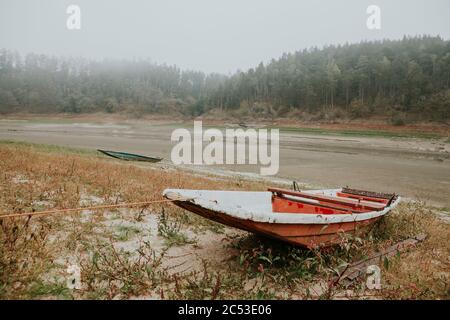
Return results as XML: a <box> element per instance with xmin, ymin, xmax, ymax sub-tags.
<box><xmin>163</xmin><ymin>187</ymin><xmax>400</xmax><ymax>248</ymax></box>
<box><xmin>98</xmin><ymin>149</ymin><xmax>162</xmax><ymax>163</ymax></box>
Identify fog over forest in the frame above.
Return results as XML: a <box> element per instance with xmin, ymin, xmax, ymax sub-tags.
<box><xmin>1</xmin><ymin>36</ymin><xmax>449</xmax><ymax>122</ymax></box>
<box><xmin>0</xmin><ymin>1</ymin><xmax>449</xmax><ymax>122</ymax></box>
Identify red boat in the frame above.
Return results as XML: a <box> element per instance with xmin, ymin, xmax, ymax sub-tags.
<box><xmin>163</xmin><ymin>187</ymin><xmax>400</xmax><ymax>248</ymax></box>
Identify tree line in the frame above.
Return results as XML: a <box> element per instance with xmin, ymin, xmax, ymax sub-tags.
<box><xmin>0</xmin><ymin>35</ymin><xmax>449</xmax><ymax>122</ymax></box>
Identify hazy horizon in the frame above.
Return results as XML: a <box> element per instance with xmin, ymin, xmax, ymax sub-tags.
<box><xmin>1</xmin><ymin>0</ymin><xmax>449</xmax><ymax>74</ymax></box>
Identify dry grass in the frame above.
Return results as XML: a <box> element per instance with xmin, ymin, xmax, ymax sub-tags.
<box><xmin>0</xmin><ymin>140</ymin><xmax>448</xmax><ymax>300</ymax></box>
<box><xmin>374</xmin><ymin>202</ymin><xmax>450</xmax><ymax>299</ymax></box>
<box><xmin>0</xmin><ymin>140</ymin><xmax>265</xmax><ymax>299</ymax></box>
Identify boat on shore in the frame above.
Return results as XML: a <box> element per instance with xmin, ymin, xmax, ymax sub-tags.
<box><xmin>163</xmin><ymin>187</ymin><xmax>400</xmax><ymax>248</ymax></box>
<box><xmin>98</xmin><ymin>149</ymin><xmax>162</xmax><ymax>163</ymax></box>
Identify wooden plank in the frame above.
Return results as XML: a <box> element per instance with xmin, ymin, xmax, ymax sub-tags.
<box><xmin>268</xmin><ymin>187</ymin><xmax>385</xmax><ymax>211</ymax></box>
<box><xmin>272</xmin><ymin>195</ymin><xmax>355</xmax><ymax>214</ymax></box>
<box><xmin>336</xmin><ymin>192</ymin><xmax>388</xmax><ymax>204</ymax></box>
<box><xmin>271</xmin><ymin>195</ymin><xmax>369</xmax><ymax>214</ymax></box>
<box><xmin>341</xmin><ymin>187</ymin><xmax>395</xmax><ymax>200</ymax></box>
<box><xmin>334</xmin><ymin>234</ymin><xmax>427</xmax><ymax>287</ymax></box>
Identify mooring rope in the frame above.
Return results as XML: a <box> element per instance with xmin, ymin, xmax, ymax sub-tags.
<box><xmin>0</xmin><ymin>199</ymin><xmax>175</xmax><ymax>219</ymax></box>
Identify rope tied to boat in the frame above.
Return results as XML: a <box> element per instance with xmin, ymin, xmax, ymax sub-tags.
<box><xmin>0</xmin><ymin>199</ymin><xmax>176</xmax><ymax>220</ymax></box>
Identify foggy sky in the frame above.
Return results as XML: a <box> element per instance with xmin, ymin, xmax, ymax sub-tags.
<box><xmin>1</xmin><ymin>0</ymin><xmax>449</xmax><ymax>74</ymax></box>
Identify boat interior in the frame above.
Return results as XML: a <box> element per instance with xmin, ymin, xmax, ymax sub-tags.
<box><xmin>268</xmin><ymin>187</ymin><xmax>397</xmax><ymax>215</ymax></box>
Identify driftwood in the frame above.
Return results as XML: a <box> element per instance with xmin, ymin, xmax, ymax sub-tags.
<box><xmin>335</xmin><ymin>233</ymin><xmax>427</xmax><ymax>287</ymax></box>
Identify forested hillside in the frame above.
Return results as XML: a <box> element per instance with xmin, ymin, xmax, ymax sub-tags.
<box><xmin>1</xmin><ymin>36</ymin><xmax>449</xmax><ymax>122</ymax></box>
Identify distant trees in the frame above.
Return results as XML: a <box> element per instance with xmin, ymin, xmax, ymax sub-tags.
<box><xmin>206</xmin><ymin>36</ymin><xmax>450</xmax><ymax>122</ymax></box>
<box><xmin>0</xmin><ymin>52</ymin><xmax>218</xmax><ymax>116</ymax></box>
<box><xmin>0</xmin><ymin>35</ymin><xmax>449</xmax><ymax>121</ymax></box>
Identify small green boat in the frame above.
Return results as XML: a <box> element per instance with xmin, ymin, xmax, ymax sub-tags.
<box><xmin>98</xmin><ymin>149</ymin><xmax>162</xmax><ymax>163</ymax></box>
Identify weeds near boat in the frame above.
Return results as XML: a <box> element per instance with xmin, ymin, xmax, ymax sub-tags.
<box><xmin>157</xmin><ymin>209</ymin><xmax>196</xmax><ymax>247</ymax></box>
<box><xmin>79</xmin><ymin>239</ymin><xmax>167</xmax><ymax>299</ymax></box>
<box><xmin>230</xmin><ymin>203</ymin><xmax>449</xmax><ymax>300</ymax></box>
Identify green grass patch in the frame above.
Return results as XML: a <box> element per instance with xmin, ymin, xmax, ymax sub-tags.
<box><xmin>0</xmin><ymin>118</ymin><xmax>80</xmax><ymax>124</ymax></box>
<box><xmin>114</xmin><ymin>225</ymin><xmax>142</xmax><ymax>241</ymax></box>
<box><xmin>0</xmin><ymin>139</ymin><xmax>98</xmax><ymax>156</ymax></box>
<box><xmin>28</xmin><ymin>280</ymin><xmax>73</xmax><ymax>299</ymax></box>
<box><xmin>201</xmin><ymin>124</ymin><xmax>442</xmax><ymax>140</ymax></box>
<box><xmin>275</xmin><ymin>126</ymin><xmax>441</xmax><ymax>139</ymax></box>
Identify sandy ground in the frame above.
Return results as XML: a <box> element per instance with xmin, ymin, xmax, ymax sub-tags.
<box><xmin>0</xmin><ymin>118</ymin><xmax>449</xmax><ymax>207</ymax></box>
